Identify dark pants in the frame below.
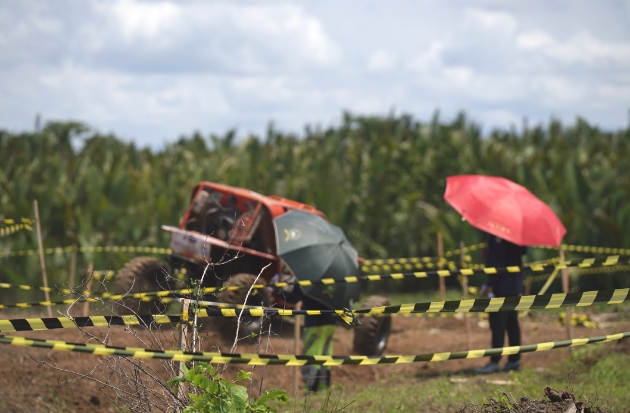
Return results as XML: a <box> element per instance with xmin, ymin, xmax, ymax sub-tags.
<box><xmin>488</xmin><ymin>310</ymin><xmax>521</xmax><ymax>363</ymax></box>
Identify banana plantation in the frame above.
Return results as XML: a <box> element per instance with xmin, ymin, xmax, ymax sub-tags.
<box><xmin>1</xmin><ymin>112</ymin><xmax>629</xmax><ymax>298</ymax></box>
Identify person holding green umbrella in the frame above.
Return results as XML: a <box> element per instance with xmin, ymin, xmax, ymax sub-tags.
<box><xmin>273</xmin><ymin>209</ymin><xmax>360</xmax><ymax>392</ymax></box>
<box><xmin>280</xmin><ymin>283</ymin><xmax>337</xmax><ymax>392</ymax></box>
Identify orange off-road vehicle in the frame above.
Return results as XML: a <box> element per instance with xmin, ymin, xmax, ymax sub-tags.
<box><xmin>115</xmin><ymin>182</ymin><xmax>390</xmax><ymax>355</ymax></box>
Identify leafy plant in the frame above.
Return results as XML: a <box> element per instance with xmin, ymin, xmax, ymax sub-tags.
<box><xmin>167</xmin><ymin>363</ymin><xmax>288</xmax><ymax>413</ymax></box>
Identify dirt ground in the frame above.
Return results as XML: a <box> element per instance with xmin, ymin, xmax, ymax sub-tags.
<box><xmin>0</xmin><ymin>311</ymin><xmax>628</xmax><ymax>412</ymax></box>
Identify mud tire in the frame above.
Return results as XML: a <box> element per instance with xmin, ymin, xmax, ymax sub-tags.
<box><xmin>216</xmin><ymin>273</ymin><xmax>272</xmax><ymax>340</ymax></box>
<box><xmin>114</xmin><ymin>257</ymin><xmax>171</xmax><ymax>316</ymax></box>
<box><xmin>352</xmin><ymin>295</ymin><xmax>391</xmax><ymax>356</ymax></box>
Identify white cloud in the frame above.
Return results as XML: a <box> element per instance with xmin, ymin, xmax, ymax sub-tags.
<box><xmin>0</xmin><ymin>0</ymin><xmax>628</xmax><ymax>147</ymax></box>
<box><xmin>367</xmin><ymin>50</ymin><xmax>396</xmax><ymax>73</ymax></box>
<box><xmin>466</xmin><ymin>9</ymin><xmax>518</xmax><ymax>35</ymax></box>
<box><xmin>517</xmin><ymin>30</ymin><xmax>554</xmax><ymax>50</ymax></box>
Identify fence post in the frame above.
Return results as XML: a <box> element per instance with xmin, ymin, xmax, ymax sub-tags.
<box><xmin>560</xmin><ymin>250</ymin><xmax>573</xmax><ymax>353</ymax></box>
<box><xmin>437</xmin><ymin>233</ymin><xmax>445</xmax><ymax>302</ymax></box>
<box><xmin>69</xmin><ymin>245</ymin><xmax>77</xmax><ymax>289</ymax></box>
<box><xmin>460</xmin><ymin>241</ymin><xmax>472</xmax><ymax>350</ymax></box>
<box><xmin>82</xmin><ymin>261</ymin><xmax>94</xmax><ymax>317</ymax></box>
<box><xmin>34</xmin><ymin>200</ymin><xmax>52</xmax><ymax>318</ymax></box>
<box><xmin>177</xmin><ymin>299</ymin><xmax>190</xmax><ymax>406</ymax></box>
<box><xmin>293</xmin><ymin>300</ymin><xmax>302</xmax><ymax>399</ymax></box>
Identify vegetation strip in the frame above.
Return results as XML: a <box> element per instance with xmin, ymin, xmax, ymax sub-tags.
<box><xmin>0</xmin><ymin>331</ymin><xmax>627</xmax><ymax>365</ymax></box>
<box><xmin>0</xmin><ymin>288</ymin><xmax>627</xmax><ymax>331</ymax></box>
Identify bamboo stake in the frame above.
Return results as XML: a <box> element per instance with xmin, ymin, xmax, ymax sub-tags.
<box><xmin>177</xmin><ymin>299</ymin><xmax>190</xmax><ymax>407</ymax></box>
<box><xmin>69</xmin><ymin>245</ymin><xmax>77</xmax><ymax>289</ymax></box>
<box><xmin>82</xmin><ymin>261</ymin><xmax>93</xmax><ymax>317</ymax></box>
<box><xmin>460</xmin><ymin>241</ymin><xmax>472</xmax><ymax>350</ymax></box>
<box><xmin>33</xmin><ymin>200</ymin><xmax>52</xmax><ymax>318</ymax></box>
<box><xmin>437</xmin><ymin>233</ymin><xmax>445</xmax><ymax>302</ymax></box>
<box><xmin>560</xmin><ymin>250</ymin><xmax>573</xmax><ymax>353</ymax></box>
<box><xmin>293</xmin><ymin>300</ymin><xmax>302</xmax><ymax>400</ymax></box>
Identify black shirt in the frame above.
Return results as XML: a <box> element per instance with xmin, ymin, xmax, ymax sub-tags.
<box><xmin>484</xmin><ymin>234</ymin><xmax>527</xmax><ymax>296</ymax></box>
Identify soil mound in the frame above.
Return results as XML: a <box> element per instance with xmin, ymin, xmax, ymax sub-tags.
<box><xmin>459</xmin><ymin>387</ymin><xmax>605</xmax><ymax>413</ymax></box>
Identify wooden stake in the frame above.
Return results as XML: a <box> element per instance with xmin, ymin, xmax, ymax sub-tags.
<box><xmin>69</xmin><ymin>245</ymin><xmax>77</xmax><ymax>289</ymax></box>
<box><xmin>33</xmin><ymin>200</ymin><xmax>52</xmax><ymax>318</ymax></box>
<box><xmin>560</xmin><ymin>250</ymin><xmax>573</xmax><ymax>353</ymax></box>
<box><xmin>460</xmin><ymin>241</ymin><xmax>472</xmax><ymax>350</ymax></box>
<box><xmin>82</xmin><ymin>261</ymin><xmax>93</xmax><ymax>317</ymax></box>
<box><xmin>523</xmin><ymin>276</ymin><xmax>532</xmax><ymax>296</ymax></box>
<box><xmin>177</xmin><ymin>299</ymin><xmax>190</xmax><ymax>406</ymax></box>
<box><xmin>437</xmin><ymin>233</ymin><xmax>445</xmax><ymax>302</ymax></box>
<box><xmin>293</xmin><ymin>300</ymin><xmax>302</xmax><ymax>399</ymax></box>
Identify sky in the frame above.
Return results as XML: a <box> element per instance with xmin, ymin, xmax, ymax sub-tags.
<box><xmin>1</xmin><ymin>0</ymin><xmax>629</xmax><ymax>147</ymax></box>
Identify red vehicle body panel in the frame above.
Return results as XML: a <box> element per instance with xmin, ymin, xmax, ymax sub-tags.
<box><xmin>179</xmin><ymin>182</ymin><xmax>327</xmax><ymax>230</ymax></box>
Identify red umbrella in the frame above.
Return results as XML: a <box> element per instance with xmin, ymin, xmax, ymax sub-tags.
<box><xmin>443</xmin><ymin>175</ymin><xmax>566</xmax><ymax>247</ymax></box>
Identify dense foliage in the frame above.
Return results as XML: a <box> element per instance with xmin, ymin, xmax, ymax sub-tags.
<box><xmin>1</xmin><ymin>112</ymin><xmax>629</xmax><ymax>297</ymax></box>
<box><xmin>167</xmin><ymin>364</ymin><xmax>288</xmax><ymax>413</ymax></box>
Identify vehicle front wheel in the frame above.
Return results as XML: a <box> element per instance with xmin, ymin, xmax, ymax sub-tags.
<box><xmin>215</xmin><ymin>273</ymin><xmax>272</xmax><ymax>340</ymax></box>
<box><xmin>352</xmin><ymin>295</ymin><xmax>391</xmax><ymax>356</ymax></box>
<box><xmin>114</xmin><ymin>257</ymin><xmax>171</xmax><ymax>316</ymax></box>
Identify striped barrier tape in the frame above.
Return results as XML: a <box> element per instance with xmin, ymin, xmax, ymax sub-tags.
<box><xmin>0</xmin><ymin>294</ymin><xmax>481</xmax><ymax>320</ymax></box>
<box><xmin>0</xmin><ymin>331</ymin><xmax>627</xmax><ymax>365</ymax></box>
<box><xmin>1</xmin><ymin>254</ymin><xmax>624</xmax><ymax>301</ymax></box>
<box><xmin>0</xmin><ymin>314</ymin><xmax>180</xmax><ymax>332</ymax></box>
<box><xmin>0</xmin><ymin>282</ymin><xmax>63</xmax><ymax>294</ymax></box>
<box><xmin>0</xmin><ymin>245</ymin><xmax>172</xmax><ymax>258</ymax></box>
<box><xmin>0</xmin><ymin>296</ymin><xmax>183</xmax><ymax>310</ymax></box>
<box><xmin>0</xmin><ymin>295</ymin><xmax>481</xmax><ymax>320</ymax></box>
<box><xmin>362</xmin><ymin>242</ymin><xmax>487</xmax><ymax>268</ymax></box>
<box><xmin>575</xmin><ymin>264</ymin><xmax>630</xmax><ymax>276</ymax></box>
<box><xmin>0</xmin><ymin>218</ymin><xmax>34</xmax><ymax>237</ymax></box>
<box><xmin>362</xmin><ymin>242</ymin><xmax>630</xmax><ymax>272</ymax></box>
<box><xmin>90</xmin><ymin>269</ymin><xmax>188</xmax><ymax>282</ymax></box>
<box><xmin>524</xmin><ymin>262</ymin><xmax>630</xmax><ymax>286</ymax></box>
<box><xmin>102</xmin><ymin>255</ymin><xmax>629</xmax><ymax>300</ymax></box>
<box><xmin>0</xmin><ymin>288</ymin><xmax>627</xmax><ymax>332</ymax></box>
<box><xmin>361</xmin><ymin>260</ymin><xmax>459</xmax><ymax>273</ymax></box>
<box><xmin>444</xmin><ymin>242</ymin><xmax>486</xmax><ymax>258</ymax></box>
<box><xmin>537</xmin><ymin>244</ymin><xmax>630</xmax><ymax>256</ymax></box>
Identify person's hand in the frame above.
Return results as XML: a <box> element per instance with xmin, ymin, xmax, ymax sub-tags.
<box><xmin>482</xmin><ymin>286</ymin><xmax>493</xmax><ymax>298</ymax></box>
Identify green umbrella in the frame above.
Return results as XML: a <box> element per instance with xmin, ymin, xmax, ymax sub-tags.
<box><xmin>274</xmin><ymin>209</ymin><xmax>360</xmax><ymax>310</ymax></box>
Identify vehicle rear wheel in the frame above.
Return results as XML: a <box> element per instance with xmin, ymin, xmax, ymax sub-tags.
<box><xmin>352</xmin><ymin>295</ymin><xmax>391</xmax><ymax>356</ymax></box>
<box><xmin>216</xmin><ymin>273</ymin><xmax>272</xmax><ymax>340</ymax></box>
<box><xmin>114</xmin><ymin>257</ymin><xmax>171</xmax><ymax>316</ymax></box>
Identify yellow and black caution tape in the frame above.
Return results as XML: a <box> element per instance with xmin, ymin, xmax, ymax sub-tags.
<box><xmin>0</xmin><ymin>245</ymin><xmax>171</xmax><ymax>258</ymax></box>
<box><xmin>362</xmin><ymin>242</ymin><xmax>486</xmax><ymax>270</ymax></box>
<box><xmin>361</xmin><ymin>260</ymin><xmax>458</xmax><ymax>274</ymax></box>
<box><xmin>524</xmin><ymin>263</ymin><xmax>630</xmax><ymax>286</ymax></box>
<box><xmin>444</xmin><ymin>242</ymin><xmax>486</xmax><ymax>258</ymax></box>
<box><xmin>0</xmin><ymin>331</ymin><xmax>627</xmax><ymax>365</ymax></box>
<box><xmin>0</xmin><ymin>282</ymin><xmax>63</xmax><ymax>294</ymax></box>
<box><xmin>0</xmin><ymin>313</ymin><xmax>180</xmax><ymax>332</ymax></box>
<box><xmin>0</xmin><ymin>218</ymin><xmax>34</xmax><ymax>237</ymax></box>
<box><xmin>1</xmin><ymin>255</ymin><xmax>626</xmax><ymax>300</ymax></box>
<box><xmin>90</xmin><ymin>269</ymin><xmax>187</xmax><ymax>282</ymax></box>
<box><xmin>0</xmin><ymin>296</ymin><xmax>182</xmax><ymax>310</ymax></box>
<box><xmin>536</xmin><ymin>244</ymin><xmax>630</xmax><ymax>256</ymax></box>
<box><xmin>1</xmin><ymin>288</ymin><xmax>628</xmax><ymax>332</ymax></box>
<box><xmin>575</xmin><ymin>265</ymin><xmax>630</xmax><ymax>276</ymax></box>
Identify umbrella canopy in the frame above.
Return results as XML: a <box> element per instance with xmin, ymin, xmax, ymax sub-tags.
<box><xmin>274</xmin><ymin>209</ymin><xmax>360</xmax><ymax>310</ymax></box>
<box><xmin>444</xmin><ymin>175</ymin><xmax>567</xmax><ymax>247</ymax></box>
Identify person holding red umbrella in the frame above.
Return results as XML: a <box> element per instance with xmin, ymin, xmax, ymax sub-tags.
<box><xmin>476</xmin><ymin>233</ymin><xmax>527</xmax><ymax>373</ymax></box>
<box><xmin>443</xmin><ymin>174</ymin><xmax>567</xmax><ymax>373</ymax></box>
